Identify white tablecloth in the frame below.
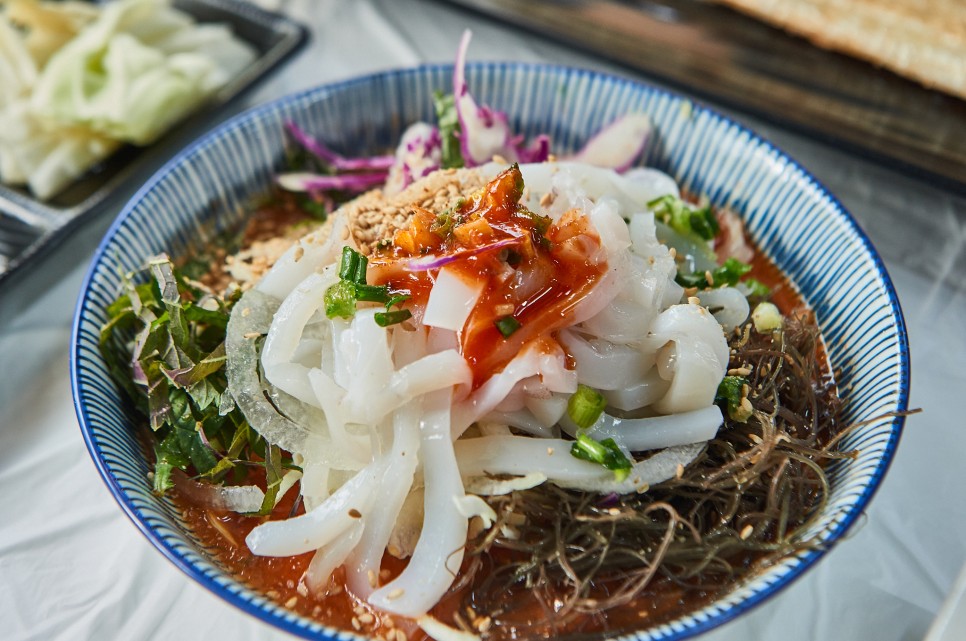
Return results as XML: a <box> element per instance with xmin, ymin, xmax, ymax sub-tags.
<box><xmin>2</xmin><ymin>1</ymin><xmax>964</xmax><ymax>640</ymax></box>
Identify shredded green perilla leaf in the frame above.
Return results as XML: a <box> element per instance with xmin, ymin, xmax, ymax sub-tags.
<box><xmin>99</xmin><ymin>253</ymin><xmax>294</xmax><ymax>514</ymax></box>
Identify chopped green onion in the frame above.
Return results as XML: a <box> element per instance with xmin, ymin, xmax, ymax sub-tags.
<box><xmin>715</xmin><ymin>375</ymin><xmax>751</xmax><ymax>422</ymax></box>
<box><xmin>743</xmin><ymin>278</ymin><xmax>771</xmax><ymax>298</ymax></box>
<box><xmin>338</xmin><ymin>245</ymin><xmax>360</xmax><ymax>282</ymax></box>
<box><xmin>570</xmin><ymin>433</ymin><xmax>632</xmax><ymax>481</ymax></box>
<box><xmin>688</xmin><ymin>205</ymin><xmax>719</xmax><ymax>240</ymax></box>
<box><xmin>751</xmin><ymin>301</ymin><xmax>783</xmax><ymax>333</ymax></box>
<box><xmin>326</xmin><ymin>247</ymin><xmax>393</xmax><ymax>319</ymax></box>
<box><xmin>494</xmin><ymin>315</ymin><xmax>521</xmax><ymax>338</ymax></box>
<box><xmin>386</xmin><ymin>293</ymin><xmax>411</xmax><ymax>309</ymax></box>
<box><xmin>523</xmin><ymin>207</ymin><xmax>551</xmax><ymax>236</ymax></box>
<box><xmin>375</xmin><ymin>309</ymin><xmax>412</xmax><ymax>327</ymax></box>
<box><xmin>676</xmin><ymin>257</ymin><xmax>753</xmax><ymax>289</ymax></box>
<box><xmin>354</xmin><ymin>283</ymin><xmax>391</xmax><ymax>304</ymax></box>
<box><xmin>324</xmin><ymin>280</ymin><xmax>357</xmax><ymax>319</ymax></box>
<box><xmin>567</xmin><ymin>384</ymin><xmax>607</xmax><ymax>429</ymax></box>
<box><xmin>648</xmin><ymin>194</ymin><xmax>719</xmax><ymax>242</ymax></box>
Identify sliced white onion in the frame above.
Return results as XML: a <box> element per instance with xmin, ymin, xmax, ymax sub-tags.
<box><xmin>568</xmin><ymin>113</ymin><xmax>652</xmax><ymax>172</ymax></box>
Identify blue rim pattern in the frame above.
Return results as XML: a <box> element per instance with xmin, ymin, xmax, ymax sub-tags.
<box><xmin>71</xmin><ymin>62</ymin><xmax>909</xmax><ymax>641</ymax></box>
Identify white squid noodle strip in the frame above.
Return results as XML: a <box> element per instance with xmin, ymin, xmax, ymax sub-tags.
<box><xmin>256</xmin><ymin>211</ymin><xmax>354</xmax><ymax>300</ymax></box>
<box><xmin>602</xmin><ymin>369</ymin><xmax>670</xmax><ymax>411</ymax></box>
<box><xmin>261</xmin><ymin>269</ymin><xmax>338</xmax><ymax>407</ymax></box>
<box><xmin>558</xmin><ymin>329</ymin><xmax>653</xmax><ymax>391</ymax></box>
<box><xmin>246</xmin><ymin>462</ymin><xmax>381</xmax><ymax>556</ymax></box>
<box><xmin>345</xmin><ymin>401</ymin><xmax>421</xmax><ymax>599</ymax></box>
<box><xmin>422</xmin><ymin>266</ymin><xmax>484</xmax><ymax>332</ymax></box>
<box><xmin>694</xmin><ymin>286</ymin><xmax>750</xmax><ymax>334</ymax></box>
<box><xmin>455</xmin><ymin>436</ymin><xmax>704</xmax><ymax>493</ymax></box>
<box><xmin>303</xmin><ymin>521</ymin><xmax>364</xmax><ymax>594</ymax></box>
<box><xmin>559</xmin><ymin>405</ymin><xmax>723</xmax><ymax>452</ymax></box>
<box><xmin>307</xmin><ymin>369</ymin><xmax>371</xmax><ymax>470</ymax></box>
<box><xmin>452</xmin><ymin>342</ymin><xmax>576</xmax><ymax>437</ymax></box>
<box><xmin>483</xmin><ymin>409</ymin><xmax>555</xmax><ymax>437</ymax></box>
<box><xmin>369</xmin><ymin>389</ymin><xmax>467</xmax><ymax>616</ymax></box>
<box><xmin>648</xmin><ymin>303</ymin><xmax>729</xmax><ymax>415</ymax></box>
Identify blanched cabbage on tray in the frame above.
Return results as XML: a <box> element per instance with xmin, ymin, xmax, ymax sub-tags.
<box><xmin>0</xmin><ymin>0</ymin><xmax>255</xmax><ymax>200</ymax></box>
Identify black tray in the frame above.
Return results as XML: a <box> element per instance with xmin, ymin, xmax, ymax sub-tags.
<box><xmin>0</xmin><ymin>0</ymin><xmax>307</xmax><ymax>326</ymax></box>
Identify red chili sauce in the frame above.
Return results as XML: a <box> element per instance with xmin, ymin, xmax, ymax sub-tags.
<box><xmin>367</xmin><ymin>165</ymin><xmax>606</xmax><ymax>387</ymax></box>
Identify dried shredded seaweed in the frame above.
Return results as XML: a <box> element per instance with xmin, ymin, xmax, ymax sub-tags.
<box><xmin>455</xmin><ymin>312</ymin><xmax>855</xmax><ymax>640</ymax></box>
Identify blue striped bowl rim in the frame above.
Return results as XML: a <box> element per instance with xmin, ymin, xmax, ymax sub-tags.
<box><xmin>71</xmin><ymin>61</ymin><xmax>909</xmax><ymax>641</ymax></box>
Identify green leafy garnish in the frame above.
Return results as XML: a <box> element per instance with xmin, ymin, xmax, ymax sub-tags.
<box><xmin>434</xmin><ymin>90</ymin><xmax>464</xmax><ymax>169</ymax></box>
<box><xmin>743</xmin><ymin>278</ymin><xmax>771</xmax><ymax>299</ymax></box>
<box><xmin>324</xmin><ymin>280</ymin><xmax>358</xmax><ymax>319</ymax></box>
<box><xmin>324</xmin><ymin>246</ymin><xmax>410</xmax><ymax>323</ymax></box>
<box><xmin>494</xmin><ymin>315</ymin><xmax>520</xmax><ymax>338</ymax></box>
<box><xmin>567</xmin><ymin>384</ymin><xmax>607</xmax><ymax>429</ymax></box>
<box><xmin>676</xmin><ymin>257</ymin><xmax>752</xmax><ymax>289</ymax></box>
<box><xmin>99</xmin><ymin>254</ymin><xmax>293</xmax><ymax>513</ymax></box>
<box><xmin>648</xmin><ymin>194</ymin><xmax>719</xmax><ymax>242</ymax></box>
<box><xmin>715</xmin><ymin>375</ymin><xmax>752</xmax><ymax>422</ymax></box>
<box><xmin>431</xmin><ymin>199</ymin><xmax>466</xmax><ymax>238</ymax></box>
<box><xmin>570</xmin><ymin>433</ymin><xmax>632</xmax><ymax>481</ymax></box>
<box><xmin>375</xmin><ymin>309</ymin><xmax>413</xmax><ymax>327</ymax></box>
